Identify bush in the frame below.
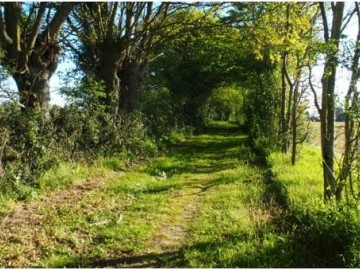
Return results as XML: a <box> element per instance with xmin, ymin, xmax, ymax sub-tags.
<box><xmin>0</xmin><ymin>104</ymin><xmax>59</xmax><ymax>186</ymax></box>
<box><xmin>0</xmin><ymin>78</ymin><xmax>160</xmax><ymax>201</ymax></box>
<box><xmin>244</xmin><ymin>72</ymin><xmax>281</xmax><ymax>159</ymax></box>
<box><xmin>288</xmin><ymin>203</ymin><xmax>360</xmax><ymax>267</ymax></box>
<box><xmin>137</xmin><ymin>86</ymin><xmax>191</xmax><ymax>141</ymax></box>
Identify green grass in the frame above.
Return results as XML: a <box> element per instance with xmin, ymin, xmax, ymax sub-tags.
<box><xmin>268</xmin><ymin>145</ymin><xmax>323</xmax><ymax>205</ymax></box>
<box><xmin>3</xmin><ymin>121</ymin><xmax>358</xmax><ymax>268</ymax></box>
<box><xmin>0</xmin><ymin>156</ymin><xmax>130</xmax><ymax>213</ymax></box>
<box><xmin>267</xmin><ymin>144</ymin><xmax>360</xmax><ymax>267</ymax></box>
<box><xmin>183</xmin><ymin>166</ymin><xmax>285</xmax><ymax>268</ymax></box>
<box><xmin>6</xmin><ymin>121</ymin><xmax>354</xmax><ymax>268</ymax></box>
<box><xmin>38</xmin><ymin>163</ymin><xmax>89</xmax><ymax>189</ymax></box>
<box><xmin>1</xmin><ymin>122</ymin><xmax>287</xmax><ymax>268</ymax></box>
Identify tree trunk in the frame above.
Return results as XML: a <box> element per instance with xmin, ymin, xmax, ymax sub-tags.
<box><xmin>321</xmin><ymin>66</ymin><xmax>337</xmax><ymax>199</ymax></box>
<box><xmin>291</xmin><ymin>84</ymin><xmax>298</xmax><ymax>165</ymax></box>
<box><xmin>0</xmin><ymin>3</ymin><xmax>75</xmax><ymax>112</ymax></box>
<box><xmin>96</xmin><ymin>42</ymin><xmax>126</xmax><ymax>119</ymax></box>
<box><xmin>336</xmin><ymin>3</ymin><xmax>360</xmax><ymax>200</ymax></box>
<box><xmin>281</xmin><ymin>53</ymin><xmax>289</xmax><ymax>153</ymax></box>
<box><xmin>14</xmin><ymin>43</ymin><xmax>61</xmax><ymax>113</ymax></box>
<box><xmin>319</xmin><ymin>2</ymin><xmax>344</xmax><ymax>201</ymax></box>
<box><xmin>15</xmin><ymin>71</ymin><xmax>51</xmax><ymax>111</ymax></box>
<box><xmin>119</xmin><ymin>59</ymin><xmax>147</xmax><ymax>112</ymax></box>
<box><xmin>98</xmin><ymin>61</ymin><xmax>121</xmax><ymax>118</ymax></box>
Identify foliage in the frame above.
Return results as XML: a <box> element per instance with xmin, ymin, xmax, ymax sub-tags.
<box><xmin>148</xmin><ymin>8</ymin><xmax>248</xmax><ymax>129</ymax></box>
<box><xmin>228</xmin><ymin>3</ymin><xmax>317</xmax><ymax>62</ymax></box>
<box><xmin>0</xmin><ymin>78</ymin><xmax>159</xmax><ymax>201</ymax></box>
<box><xmin>137</xmin><ymin>86</ymin><xmax>189</xmax><ymax>141</ymax></box>
<box><xmin>268</xmin><ymin>145</ymin><xmax>360</xmax><ymax>267</ymax></box>
<box><xmin>288</xmin><ymin>203</ymin><xmax>360</xmax><ymax>267</ymax></box>
<box><xmin>1</xmin><ymin>3</ymin><xmax>360</xmax><ymax>268</ymax></box>
<box><xmin>201</xmin><ymin>84</ymin><xmax>245</xmax><ymax>124</ymax></box>
<box><xmin>0</xmin><ymin>103</ymin><xmax>59</xmax><ymax>199</ymax></box>
<box><xmin>59</xmin><ymin>77</ymin><xmax>159</xmax><ymax>159</ymax></box>
<box><xmin>244</xmin><ymin>71</ymin><xmax>281</xmax><ymax>157</ymax></box>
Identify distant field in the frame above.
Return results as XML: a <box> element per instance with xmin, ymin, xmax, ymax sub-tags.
<box><xmin>309</xmin><ymin>122</ymin><xmax>345</xmax><ymax>153</ymax></box>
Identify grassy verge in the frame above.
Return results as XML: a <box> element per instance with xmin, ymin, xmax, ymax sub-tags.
<box><xmin>267</xmin><ymin>144</ymin><xmax>360</xmax><ymax>267</ymax></box>
<box><xmin>0</xmin><ymin>156</ymin><xmax>128</xmax><ymax>216</ymax></box>
<box><xmin>268</xmin><ymin>145</ymin><xmax>323</xmax><ymax>205</ymax></box>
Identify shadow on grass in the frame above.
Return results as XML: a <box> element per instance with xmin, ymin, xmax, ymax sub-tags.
<box><xmin>182</xmin><ymin>235</ymin><xmax>296</xmax><ymax>268</ymax></box>
<box><xmin>133</xmin><ymin>166</ymin><xmax>248</xmax><ymax>198</ymax></box>
<box><xmin>62</xmin><ymin>233</ymin><xmax>297</xmax><ymax>268</ymax></box>
<box><xmin>262</xmin><ymin>169</ymin><xmax>289</xmax><ymax>209</ymax></box>
<box><xmin>146</xmin><ymin>134</ymin><xmax>251</xmax><ymax>177</ymax></box>
<box><xmin>86</xmin><ymin>250</ymin><xmax>185</xmax><ymax>268</ymax></box>
<box><xmin>60</xmin><ymin>250</ymin><xmax>186</xmax><ymax>268</ymax></box>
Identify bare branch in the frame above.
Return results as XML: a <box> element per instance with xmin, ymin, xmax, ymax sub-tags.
<box><xmin>341</xmin><ymin>6</ymin><xmax>356</xmax><ymax>33</ymax></box>
<box><xmin>319</xmin><ymin>2</ymin><xmax>330</xmax><ymax>42</ymax></box>
<box><xmin>0</xmin><ymin>3</ymin><xmax>12</xmax><ymax>44</ymax></box>
<box><xmin>26</xmin><ymin>3</ymin><xmax>46</xmax><ymax>53</ymax></box>
<box><xmin>308</xmin><ymin>65</ymin><xmax>321</xmax><ymax>113</ymax></box>
<box><xmin>107</xmin><ymin>2</ymin><xmax>119</xmax><ymax>40</ymax></box>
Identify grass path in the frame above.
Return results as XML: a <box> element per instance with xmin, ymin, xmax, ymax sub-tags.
<box><xmin>0</xmin><ymin>127</ymin><xmax>284</xmax><ymax>268</ymax></box>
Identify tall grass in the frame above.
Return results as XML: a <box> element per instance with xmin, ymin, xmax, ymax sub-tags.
<box><xmin>268</xmin><ymin>145</ymin><xmax>323</xmax><ymax>205</ymax></box>
<box><xmin>268</xmin><ymin>144</ymin><xmax>360</xmax><ymax>267</ymax></box>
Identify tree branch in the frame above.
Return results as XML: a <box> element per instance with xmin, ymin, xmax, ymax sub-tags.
<box><xmin>45</xmin><ymin>3</ymin><xmax>77</xmax><ymax>41</ymax></box>
<box><xmin>106</xmin><ymin>2</ymin><xmax>119</xmax><ymax>40</ymax></box>
<box><xmin>308</xmin><ymin>64</ymin><xmax>322</xmax><ymax>113</ymax></box>
<box><xmin>0</xmin><ymin>3</ymin><xmax>12</xmax><ymax>44</ymax></box>
<box><xmin>4</xmin><ymin>3</ymin><xmax>21</xmax><ymax>52</ymax></box>
<box><xmin>319</xmin><ymin>2</ymin><xmax>330</xmax><ymax>42</ymax></box>
<box><xmin>26</xmin><ymin>3</ymin><xmax>46</xmax><ymax>53</ymax></box>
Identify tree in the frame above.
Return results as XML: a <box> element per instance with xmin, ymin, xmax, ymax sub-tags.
<box><xmin>317</xmin><ymin>2</ymin><xmax>344</xmax><ymax>200</ymax></box>
<box><xmin>66</xmin><ymin>2</ymin><xmax>182</xmax><ymax>117</ymax></box>
<box><xmin>0</xmin><ymin>2</ymin><xmax>76</xmax><ymax>111</ymax></box>
<box><xmin>147</xmin><ymin>7</ymin><xmax>253</xmax><ymax>129</ymax></box>
<box><xmin>227</xmin><ymin>2</ymin><xmax>316</xmax><ymax>160</ymax></box>
<box><xmin>337</xmin><ymin>2</ymin><xmax>360</xmax><ymax>201</ymax></box>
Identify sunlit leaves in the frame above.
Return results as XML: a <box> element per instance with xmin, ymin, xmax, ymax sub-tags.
<box><xmin>229</xmin><ymin>3</ymin><xmax>317</xmax><ymax>63</ymax></box>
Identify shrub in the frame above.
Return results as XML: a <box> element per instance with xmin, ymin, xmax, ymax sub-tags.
<box><xmin>0</xmin><ymin>104</ymin><xmax>59</xmax><ymax>186</ymax></box>
<box><xmin>0</xmin><ymin>78</ymin><xmax>161</xmax><ymax>200</ymax></box>
<box><xmin>244</xmin><ymin>72</ymin><xmax>281</xmax><ymax>159</ymax></box>
<box><xmin>288</xmin><ymin>203</ymin><xmax>360</xmax><ymax>267</ymax></box>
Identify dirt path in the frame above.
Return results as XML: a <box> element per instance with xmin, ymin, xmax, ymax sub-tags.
<box><xmin>0</xmin><ymin>128</ymin><xmax>252</xmax><ymax>268</ymax></box>
<box><xmin>116</xmin><ymin>175</ymin><xmax>216</xmax><ymax>268</ymax></box>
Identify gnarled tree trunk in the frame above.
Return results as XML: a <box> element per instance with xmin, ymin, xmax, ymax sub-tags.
<box><xmin>0</xmin><ymin>2</ymin><xmax>76</xmax><ymax>111</ymax></box>
<box><xmin>119</xmin><ymin>58</ymin><xmax>147</xmax><ymax>112</ymax></box>
<box><xmin>14</xmin><ymin>43</ymin><xmax>61</xmax><ymax>111</ymax></box>
<box><xmin>96</xmin><ymin>42</ymin><xmax>126</xmax><ymax>119</ymax></box>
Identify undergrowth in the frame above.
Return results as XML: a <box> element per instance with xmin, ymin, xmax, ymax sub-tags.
<box><xmin>268</xmin><ymin>145</ymin><xmax>360</xmax><ymax>267</ymax></box>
